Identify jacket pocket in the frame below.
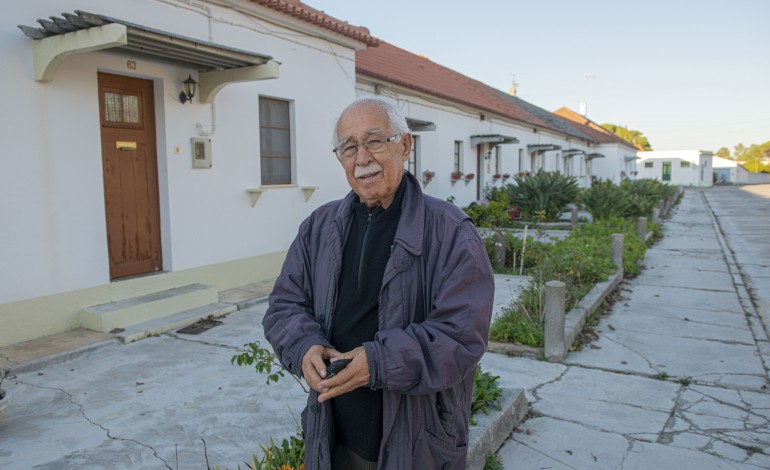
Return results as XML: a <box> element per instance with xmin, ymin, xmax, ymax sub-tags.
<box><xmin>413</xmin><ymin>427</ymin><xmax>467</xmax><ymax>470</ymax></box>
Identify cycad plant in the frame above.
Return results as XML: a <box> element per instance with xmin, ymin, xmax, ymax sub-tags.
<box><xmin>507</xmin><ymin>170</ymin><xmax>579</xmax><ymax>221</ymax></box>
<box><xmin>620</xmin><ymin>179</ymin><xmax>665</xmax><ymax>218</ymax></box>
<box><xmin>580</xmin><ymin>180</ymin><xmax>629</xmax><ymax>220</ymax></box>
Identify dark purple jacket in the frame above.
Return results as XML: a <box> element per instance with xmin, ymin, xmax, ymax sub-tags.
<box><xmin>263</xmin><ymin>172</ymin><xmax>494</xmax><ymax>469</ymax></box>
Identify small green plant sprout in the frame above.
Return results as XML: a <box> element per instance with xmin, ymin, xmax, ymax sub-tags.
<box><xmin>677</xmin><ymin>376</ymin><xmax>692</xmax><ymax>387</ymax></box>
<box><xmin>231</xmin><ymin>341</ymin><xmax>308</xmax><ymax>394</ymax></box>
<box><xmin>470</xmin><ymin>365</ymin><xmax>502</xmax><ymax>425</ymax></box>
<box><xmin>653</xmin><ymin>371</ymin><xmax>669</xmax><ymax>381</ymax></box>
<box><xmin>483</xmin><ymin>453</ymin><xmax>504</xmax><ymax>470</ymax></box>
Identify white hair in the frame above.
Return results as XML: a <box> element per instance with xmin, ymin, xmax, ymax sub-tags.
<box><xmin>333</xmin><ymin>98</ymin><xmax>410</xmax><ymax>147</ymax></box>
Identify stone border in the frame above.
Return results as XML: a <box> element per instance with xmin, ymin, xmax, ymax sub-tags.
<box><xmin>467</xmin><ymin>387</ymin><xmax>528</xmax><ymax>470</ymax></box>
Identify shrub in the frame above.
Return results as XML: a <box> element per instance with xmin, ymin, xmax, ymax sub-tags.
<box><xmin>580</xmin><ymin>180</ymin><xmax>629</xmax><ymax>220</ymax></box>
<box><xmin>621</xmin><ymin>179</ymin><xmax>667</xmax><ymax>218</ymax></box>
<box><xmin>572</xmin><ymin>217</ymin><xmax>647</xmax><ymax>276</ymax></box>
<box><xmin>506</xmin><ymin>170</ymin><xmax>579</xmax><ymax>222</ymax></box>
<box><xmin>465</xmin><ymin>201</ymin><xmax>513</xmax><ymax>228</ymax></box>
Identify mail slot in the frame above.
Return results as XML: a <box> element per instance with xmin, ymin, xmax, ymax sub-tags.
<box><xmin>116</xmin><ymin>141</ymin><xmax>137</xmax><ymax>151</ymax></box>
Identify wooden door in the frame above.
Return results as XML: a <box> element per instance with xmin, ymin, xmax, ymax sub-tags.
<box><xmin>98</xmin><ymin>73</ymin><xmax>162</xmax><ymax>279</ymax></box>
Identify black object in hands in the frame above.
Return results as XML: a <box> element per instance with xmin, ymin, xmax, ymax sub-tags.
<box><xmin>325</xmin><ymin>358</ymin><xmax>352</xmax><ymax>378</ymax></box>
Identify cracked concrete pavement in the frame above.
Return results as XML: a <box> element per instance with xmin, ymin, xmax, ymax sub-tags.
<box><xmin>480</xmin><ymin>185</ymin><xmax>770</xmax><ymax>469</ymax></box>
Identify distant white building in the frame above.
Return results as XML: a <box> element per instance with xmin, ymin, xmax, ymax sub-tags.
<box><xmin>636</xmin><ymin>150</ymin><xmax>714</xmax><ymax>187</ymax></box>
<box><xmin>713</xmin><ymin>156</ymin><xmax>770</xmax><ymax>184</ymax></box>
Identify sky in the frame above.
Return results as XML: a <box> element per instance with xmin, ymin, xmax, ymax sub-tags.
<box><xmin>305</xmin><ymin>0</ymin><xmax>770</xmax><ymax>153</ymax></box>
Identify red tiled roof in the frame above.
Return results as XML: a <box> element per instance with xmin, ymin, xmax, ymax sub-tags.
<box><xmin>356</xmin><ymin>41</ymin><xmax>552</xmax><ymax>129</ymax></box>
<box><xmin>553</xmin><ymin>107</ymin><xmax>637</xmax><ymax>149</ymax></box>
<box><xmin>250</xmin><ymin>0</ymin><xmax>378</xmax><ymax>46</ymax></box>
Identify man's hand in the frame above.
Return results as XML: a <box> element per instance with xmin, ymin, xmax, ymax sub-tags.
<box><xmin>316</xmin><ymin>346</ymin><xmax>370</xmax><ymax>403</ymax></box>
<box><xmin>301</xmin><ymin>344</ymin><xmax>341</xmax><ymax>393</ymax></box>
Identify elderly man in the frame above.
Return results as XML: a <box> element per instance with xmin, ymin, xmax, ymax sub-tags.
<box><xmin>263</xmin><ymin>98</ymin><xmax>494</xmax><ymax>469</ymax></box>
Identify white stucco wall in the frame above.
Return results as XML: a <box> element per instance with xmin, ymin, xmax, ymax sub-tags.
<box><xmin>590</xmin><ymin>143</ymin><xmax>639</xmax><ymax>182</ymax></box>
<box><xmin>636</xmin><ymin>150</ymin><xmax>714</xmax><ymax>187</ymax></box>
<box><xmin>2</xmin><ymin>0</ymin><xmax>358</xmax><ymax>305</ymax></box>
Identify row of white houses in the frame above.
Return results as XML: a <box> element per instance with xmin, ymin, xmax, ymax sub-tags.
<box><xmin>1</xmin><ymin>0</ymin><xmax>642</xmax><ymax>347</ymax></box>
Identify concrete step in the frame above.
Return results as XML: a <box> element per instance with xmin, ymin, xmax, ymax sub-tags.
<box><xmin>113</xmin><ymin>302</ymin><xmax>237</xmax><ymax>343</ymax></box>
<box><xmin>80</xmin><ymin>283</ymin><xmax>218</xmax><ymax>333</ymax></box>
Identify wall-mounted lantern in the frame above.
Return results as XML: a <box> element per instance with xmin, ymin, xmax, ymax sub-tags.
<box><xmin>179</xmin><ymin>74</ymin><xmax>197</xmax><ymax>104</ymax></box>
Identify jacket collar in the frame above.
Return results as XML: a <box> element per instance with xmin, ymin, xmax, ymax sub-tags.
<box><xmin>334</xmin><ymin>171</ymin><xmax>425</xmax><ymax>256</ymax></box>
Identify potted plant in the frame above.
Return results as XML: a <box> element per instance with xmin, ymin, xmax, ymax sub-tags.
<box><xmin>502</xmin><ymin>173</ymin><xmax>511</xmax><ymax>180</ymax></box>
<box><xmin>422</xmin><ymin>170</ymin><xmax>436</xmax><ymax>184</ymax></box>
<box><xmin>464</xmin><ymin>173</ymin><xmax>475</xmax><ymax>181</ymax></box>
<box><xmin>493</xmin><ymin>174</ymin><xmax>502</xmax><ymax>181</ymax></box>
<box><xmin>0</xmin><ymin>368</ymin><xmax>9</xmax><ymax>423</ymax></box>
<box><xmin>451</xmin><ymin>171</ymin><xmax>464</xmax><ymax>181</ymax></box>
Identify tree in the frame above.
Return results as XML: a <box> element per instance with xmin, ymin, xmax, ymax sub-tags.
<box><xmin>600</xmin><ymin>124</ymin><xmax>652</xmax><ymax>150</ymax></box>
<box><xmin>742</xmin><ymin>141</ymin><xmax>770</xmax><ymax>173</ymax></box>
<box><xmin>734</xmin><ymin>143</ymin><xmax>748</xmax><ymax>161</ymax></box>
<box><xmin>715</xmin><ymin>147</ymin><xmax>731</xmax><ymax>160</ymax></box>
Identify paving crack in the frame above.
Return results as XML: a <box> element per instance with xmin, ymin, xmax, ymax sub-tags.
<box><xmin>529</xmin><ymin>366</ymin><xmax>570</xmax><ymax>403</ymax></box>
<box><xmin>164</xmin><ymin>331</ymin><xmax>244</xmax><ymax>352</ymax></box>
<box><xmin>15</xmin><ymin>379</ymin><xmax>173</xmax><ymax>470</ymax></box>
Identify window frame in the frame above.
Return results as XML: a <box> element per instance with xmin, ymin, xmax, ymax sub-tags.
<box><xmin>259</xmin><ymin>96</ymin><xmax>294</xmax><ymax>186</ymax></box>
<box><xmin>409</xmin><ymin>134</ymin><xmax>419</xmax><ymax>176</ymax></box>
<box><xmin>453</xmin><ymin>140</ymin><xmax>463</xmax><ymax>172</ymax></box>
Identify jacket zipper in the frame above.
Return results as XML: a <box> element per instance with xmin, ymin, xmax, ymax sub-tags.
<box><xmin>357</xmin><ymin>211</ymin><xmax>373</xmax><ymax>289</ymax></box>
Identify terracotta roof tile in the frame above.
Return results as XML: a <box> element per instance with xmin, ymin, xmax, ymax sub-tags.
<box><xmin>356</xmin><ymin>41</ymin><xmax>554</xmax><ymax>130</ymax></box>
<box><xmin>250</xmin><ymin>0</ymin><xmax>378</xmax><ymax>46</ymax></box>
<box><xmin>553</xmin><ymin>107</ymin><xmax>637</xmax><ymax>149</ymax></box>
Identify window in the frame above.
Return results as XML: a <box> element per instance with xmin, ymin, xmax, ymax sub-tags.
<box><xmin>518</xmin><ymin>148</ymin><xmax>524</xmax><ymax>172</ymax></box>
<box><xmin>453</xmin><ymin>141</ymin><xmax>462</xmax><ymax>172</ymax></box>
<box><xmin>259</xmin><ymin>97</ymin><xmax>292</xmax><ymax>185</ymax></box>
<box><xmin>681</xmin><ymin>161</ymin><xmax>691</xmax><ymax>168</ymax></box>
<box><xmin>409</xmin><ymin>135</ymin><xmax>420</xmax><ymax>175</ymax></box>
<box><xmin>494</xmin><ymin>146</ymin><xmax>502</xmax><ymax>175</ymax></box>
<box><xmin>644</xmin><ymin>162</ymin><xmax>653</xmax><ymax>168</ymax></box>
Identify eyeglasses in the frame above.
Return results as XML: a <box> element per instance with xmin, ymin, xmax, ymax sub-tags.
<box><xmin>333</xmin><ymin>134</ymin><xmax>399</xmax><ymax>160</ymax></box>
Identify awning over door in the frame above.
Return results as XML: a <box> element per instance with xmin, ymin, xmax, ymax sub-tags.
<box><xmin>470</xmin><ymin>134</ymin><xmax>519</xmax><ymax>147</ymax></box>
<box><xmin>562</xmin><ymin>149</ymin><xmax>584</xmax><ymax>158</ymax></box>
<box><xmin>586</xmin><ymin>153</ymin><xmax>606</xmax><ymax>160</ymax></box>
<box><xmin>527</xmin><ymin>144</ymin><xmax>562</xmax><ymax>153</ymax></box>
<box><xmin>624</xmin><ymin>155</ymin><xmax>639</xmax><ymax>162</ymax></box>
<box><xmin>406</xmin><ymin>118</ymin><xmax>436</xmax><ymax>132</ymax></box>
<box><xmin>18</xmin><ymin>10</ymin><xmax>280</xmax><ymax>102</ymax></box>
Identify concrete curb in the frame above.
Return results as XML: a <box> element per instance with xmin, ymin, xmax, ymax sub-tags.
<box><xmin>467</xmin><ymin>387</ymin><xmax>528</xmax><ymax>470</ymax></box>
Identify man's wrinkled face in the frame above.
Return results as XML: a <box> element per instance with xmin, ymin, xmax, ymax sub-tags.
<box><xmin>335</xmin><ymin>104</ymin><xmax>411</xmax><ymax>209</ymax></box>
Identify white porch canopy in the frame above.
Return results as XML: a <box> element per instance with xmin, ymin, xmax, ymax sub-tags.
<box><xmin>471</xmin><ymin>134</ymin><xmax>519</xmax><ymax>147</ymax></box>
<box><xmin>18</xmin><ymin>10</ymin><xmax>280</xmax><ymax>103</ymax></box>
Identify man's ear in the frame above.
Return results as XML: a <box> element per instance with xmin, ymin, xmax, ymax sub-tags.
<box><xmin>400</xmin><ymin>133</ymin><xmax>413</xmax><ymax>161</ymax></box>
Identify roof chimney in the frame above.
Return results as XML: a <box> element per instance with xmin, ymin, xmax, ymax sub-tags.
<box><xmin>508</xmin><ymin>75</ymin><xmax>518</xmax><ymax>96</ymax></box>
<box><xmin>579</xmin><ymin>102</ymin><xmax>588</xmax><ymax>116</ymax></box>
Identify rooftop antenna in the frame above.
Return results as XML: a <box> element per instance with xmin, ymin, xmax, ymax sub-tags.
<box><xmin>580</xmin><ymin>73</ymin><xmax>595</xmax><ymax>116</ymax></box>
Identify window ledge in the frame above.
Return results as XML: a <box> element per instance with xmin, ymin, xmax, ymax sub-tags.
<box><xmin>246</xmin><ymin>185</ymin><xmax>318</xmax><ymax>207</ymax></box>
